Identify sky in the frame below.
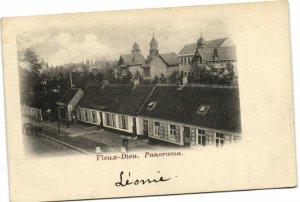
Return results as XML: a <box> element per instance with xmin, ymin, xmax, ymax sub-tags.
<box><xmin>17</xmin><ymin>8</ymin><xmax>231</xmax><ymax>66</ymax></box>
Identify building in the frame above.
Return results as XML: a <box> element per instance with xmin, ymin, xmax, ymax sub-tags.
<box><xmin>178</xmin><ymin>35</ymin><xmax>237</xmax><ymax>75</ymax></box>
<box><xmin>75</xmin><ymin>84</ymin><xmax>155</xmax><ymax>135</ymax></box>
<box><xmin>56</xmin><ymin>88</ymin><xmax>84</xmax><ymax>123</ymax></box>
<box><xmin>115</xmin><ymin>43</ymin><xmax>146</xmax><ymax>78</ymax></box>
<box><xmin>143</xmin><ymin>35</ymin><xmax>180</xmax><ymax>80</ymax></box>
<box><xmin>115</xmin><ymin>36</ymin><xmax>180</xmax><ymax>81</ymax></box>
<box><xmin>138</xmin><ymin>84</ymin><xmax>241</xmax><ymax>148</ymax></box>
<box><xmin>59</xmin><ymin>81</ymin><xmax>241</xmax><ymax>148</ymax></box>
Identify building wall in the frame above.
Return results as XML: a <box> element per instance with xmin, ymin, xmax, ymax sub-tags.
<box><xmin>77</xmin><ymin>107</ymin><xmax>102</xmax><ymax>125</ymax></box>
<box><xmin>166</xmin><ymin>66</ymin><xmax>179</xmax><ymax>78</ymax></box>
<box><xmin>179</xmin><ymin>55</ymin><xmax>193</xmax><ymax>65</ymax></box>
<box><xmin>149</xmin><ymin>56</ymin><xmax>167</xmax><ymax>78</ymax></box>
<box><xmin>77</xmin><ymin>107</ymin><xmax>143</xmax><ymax>135</ymax></box>
<box><xmin>140</xmin><ymin>117</ymin><xmax>241</xmax><ymax>147</ymax></box>
<box><xmin>128</xmin><ymin>65</ymin><xmax>143</xmax><ymax>76</ymax></box>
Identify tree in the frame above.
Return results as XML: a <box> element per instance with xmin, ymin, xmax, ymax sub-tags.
<box><xmin>23</xmin><ymin>48</ymin><xmax>42</xmax><ymax>75</ymax></box>
<box><xmin>189</xmin><ymin>62</ymin><xmax>237</xmax><ymax>85</ymax></box>
<box><xmin>159</xmin><ymin>73</ymin><xmax>167</xmax><ymax>83</ymax></box>
<box><xmin>153</xmin><ymin>76</ymin><xmax>159</xmax><ymax>84</ymax></box>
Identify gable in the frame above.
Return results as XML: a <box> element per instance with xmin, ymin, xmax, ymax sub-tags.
<box><xmin>178</xmin><ymin>37</ymin><xmax>232</xmax><ymax>56</ymax></box>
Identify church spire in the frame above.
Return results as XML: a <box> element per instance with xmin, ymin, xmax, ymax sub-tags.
<box><xmin>149</xmin><ymin>34</ymin><xmax>159</xmax><ymax>57</ymax></box>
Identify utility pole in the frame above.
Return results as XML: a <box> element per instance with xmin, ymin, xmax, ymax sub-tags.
<box><xmin>57</xmin><ymin>108</ymin><xmax>61</xmax><ymax>134</ymax></box>
<box><xmin>69</xmin><ymin>71</ymin><xmax>73</xmax><ymax>88</ymax></box>
<box><xmin>57</xmin><ymin>85</ymin><xmax>61</xmax><ymax>134</ymax></box>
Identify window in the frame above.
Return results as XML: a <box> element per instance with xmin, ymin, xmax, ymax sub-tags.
<box><xmin>198</xmin><ymin>129</ymin><xmax>206</xmax><ymax>146</ymax></box>
<box><xmin>154</xmin><ymin>122</ymin><xmax>161</xmax><ymax>136</ymax></box>
<box><xmin>120</xmin><ymin>115</ymin><xmax>128</xmax><ymax>130</ymax></box>
<box><xmin>78</xmin><ymin>109</ymin><xmax>81</xmax><ymax>120</ymax></box>
<box><xmin>106</xmin><ymin>113</ymin><xmax>116</xmax><ymax>127</ymax></box>
<box><xmin>132</xmin><ymin>57</ymin><xmax>135</xmax><ymax>62</ymax></box>
<box><xmin>184</xmin><ymin>58</ymin><xmax>187</xmax><ymax>65</ymax></box>
<box><xmin>106</xmin><ymin>113</ymin><xmax>110</xmax><ymax>126</ymax></box>
<box><xmin>214</xmin><ymin>49</ymin><xmax>218</xmax><ymax>58</ymax></box>
<box><xmin>85</xmin><ymin>110</ymin><xmax>88</xmax><ymax>121</ymax></box>
<box><xmin>197</xmin><ymin>105</ymin><xmax>210</xmax><ymax>115</ymax></box>
<box><xmin>121</xmin><ymin>67</ymin><xmax>128</xmax><ymax>76</ymax></box>
<box><xmin>169</xmin><ymin>124</ymin><xmax>178</xmax><ymax>140</ymax></box>
<box><xmin>147</xmin><ymin>101</ymin><xmax>157</xmax><ymax>111</ymax></box>
<box><xmin>144</xmin><ymin>68</ymin><xmax>150</xmax><ymax>77</ymax></box>
<box><xmin>92</xmin><ymin>111</ymin><xmax>96</xmax><ymax>123</ymax></box>
<box><xmin>111</xmin><ymin>114</ymin><xmax>116</xmax><ymax>127</ymax></box>
<box><xmin>188</xmin><ymin>57</ymin><xmax>191</xmax><ymax>64</ymax></box>
<box><xmin>215</xmin><ymin>132</ymin><xmax>224</xmax><ymax>147</ymax></box>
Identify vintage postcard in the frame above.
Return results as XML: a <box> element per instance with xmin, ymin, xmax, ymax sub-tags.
<box><xmin>1</xmin><ymin>1</ymin><xmax>297</xmax><ymax>201</ymax></box>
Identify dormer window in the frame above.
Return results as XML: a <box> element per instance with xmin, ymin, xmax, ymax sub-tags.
<box><xmin>132</xmin><ymin>56</ymin><xmax>135</xmax><ymax>62</ymax></box>
<box><xmin>147</xmin><ymin>101</ymin><xmax>157</xmax><ymax>111</ymax></box>
<box><xmin>197</xmin><ymin>105</ymin><xmax>210</xmax><ymax>115</ymax></box>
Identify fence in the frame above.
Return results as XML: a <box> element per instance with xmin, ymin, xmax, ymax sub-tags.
<box><xmin>22</xmin><ymin>105</ymin><xmax>43</xmax><ymax>121</ymax></box>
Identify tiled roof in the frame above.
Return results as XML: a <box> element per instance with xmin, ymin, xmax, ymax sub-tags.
<box><xmin>178</xmin><ymin>38</ymin><xmax>228</xmax><ymax>56</ymax></box>
<box><xmin>59</xmin><ymin>88</ymin><xmax>80</xmax><ymax>104</ymax></box>
<box><xmin>159</xmin><ymin>53</ymin><xmax>180</xmax><ymax>66</ymax></box>
<box><xmin>118</xmin><ymin>53</ymin><xmax>146</xmax><ymax>66</ymax></box>
<box><xmin>196</xmin><ymin>46</ymin><xmax>237</xmax><ymax>61</ymax></box>
<box><xmin>139</xmin><ymin>84</ymin><xmax>241</xmax><ymax>133</ymax></box>
<box><xmin>78</xmin><ymin>84</ymin><xmax>155</xmax><ymax>116</ymax></box>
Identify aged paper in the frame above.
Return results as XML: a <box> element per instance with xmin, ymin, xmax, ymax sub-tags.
<box><xmin>1</xmin><ymin>1</ymin><xmax>296</xmax><ymax>201</ymax></box>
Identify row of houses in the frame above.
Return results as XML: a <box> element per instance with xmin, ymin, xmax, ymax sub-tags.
<box><xmin>115</xmin><ymin>34</ymin><xmax>237</xmax><ymax>81</ymax></box>
<box><xmin>57</xmin><ymin>82</ymin><xmax>241</xmax><ymax>148</ymax></box>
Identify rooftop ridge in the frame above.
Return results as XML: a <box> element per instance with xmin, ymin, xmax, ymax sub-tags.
<box><xmin>185</xmin><ymin>83</ymin><xmax>239</xmax><ymax>89</ymax></box>
<box><xmin>155</xmin><ymin>83</ymin><xmax>238</xmax><ymax>89</ymax></box>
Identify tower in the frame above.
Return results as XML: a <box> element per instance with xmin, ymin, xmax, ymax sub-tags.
<box><xmin>149</xmin><ymin>34</ymin><xmax>159</xmax><ymax>58</ymax></box>
<box><xmin>197</xmin><ymin>33</ymin><xmax>206</xmax><ymax>48</ymax></box>
<box><xmin>131</xmin><ymin>42</ymin><xmax>141</xmax><ymax>54</ymax></box>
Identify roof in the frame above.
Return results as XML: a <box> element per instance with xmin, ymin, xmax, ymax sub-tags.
<box><xmin>118</xmin><ymin>53</ymin><xmax>146</xmax><ymax>66</ymax></box>
<box><xmin>78</xmin><ymin>84</ymin><xmax>155</xmax><ymax>116</ymax></box>
<box><xmin>196</xmin><ymin>46</ymin><xmax>237</xmax><ymax>61</ymax></box>
<box><xmin>178</xmin><ymin>37</ymin><xmax>228</xmax><ymax>56</ymax></box>
<box><xmin>139</xmin><ymin>84</ymin><xmax>241</xmax><ymax>133</ymax></box>
<box><xmin>159</xmin><ymin>53</ymin><xmax>180</xmax><ymax>66</ymax></box>
<box><xmin>59</xmin><ymin>88</ymin><xmax>80</xmax><ymax>104</ymax></box>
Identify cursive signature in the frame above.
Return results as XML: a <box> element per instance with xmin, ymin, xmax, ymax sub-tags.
<box><xmin>115</xmin><ymin>171</ymin><xmax>172</xmax><ymax>187</ymax></box>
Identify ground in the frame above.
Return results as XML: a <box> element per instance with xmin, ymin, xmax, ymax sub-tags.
<box><xmin>23</xmin><ymin>133</ymin><xmax>82</xmax><ymax>157</ymax></box>
<box><xmin>22</xmin><ymin>116</ymin><xmax>178</xmax><ymax>157</ymax></box>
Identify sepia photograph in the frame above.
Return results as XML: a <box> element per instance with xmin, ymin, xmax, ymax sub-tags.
<box><xmin>18</xmin><ymin>16</ymin><xmax>241</xmax><ymax>156</ymax></box>
<box><xmin>1</xmin><ymin>1</ymin><xmax>297</xmax><ymax>202</ymax></box>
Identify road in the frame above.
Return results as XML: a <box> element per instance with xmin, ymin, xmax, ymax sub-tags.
<box><xmin>23</xmin><ymin>133</ymin><xmax>84</xmax><ymax>157</ymax></box>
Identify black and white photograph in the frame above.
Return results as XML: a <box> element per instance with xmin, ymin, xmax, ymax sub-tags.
<box><xmin>18</xmin><ymin>17</ymin><xmax>241</xmax><ymax>156</ymax></box>
<box><xmin>0</xmin><ymin>1</ymin><xmax>298</xmax><ymax>202</ymax></box>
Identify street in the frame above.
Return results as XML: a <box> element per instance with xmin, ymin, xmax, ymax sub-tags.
<box><xmin>23</xmin><ymin>133</ymin><xmax>83</xmax><ymax>157</ymax></box>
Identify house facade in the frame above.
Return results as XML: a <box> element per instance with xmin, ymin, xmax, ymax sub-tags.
<box><xmin>56</xmin><ymin>88</ymin><xmax>84</xmax><ymax>123</ymax></box>
<box><xmin>60</xmin><ymin>83</ymin><xmax>241</xmax><ymax>148</ymax></box>
<box><xmin>75</xmin><ymin>84</ymin><xmax>156</xmax><ymax>136</ymax></box>
<box><xmin>139</xmin><ymin>84</ymin><xmax>241</xmax><ymax>148</ymax></box>
<box><xmin>115</xmin><ymin>43</ymin><xmax>146</xmax><ymax>78</ymax></box>
<box><xmin>178</xmin><ymin>35</ymin><xmax>237</xmax><ymax>75</ymax></box>
<box><xmin>115</xmin><ymin>36</ymin><xmax>180</xmax><ymax>81</ymax></box>
<box><xmin>143</xmin><ymin>36</ymin><xmax>180</xmax><ymax>80</ymax></box>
